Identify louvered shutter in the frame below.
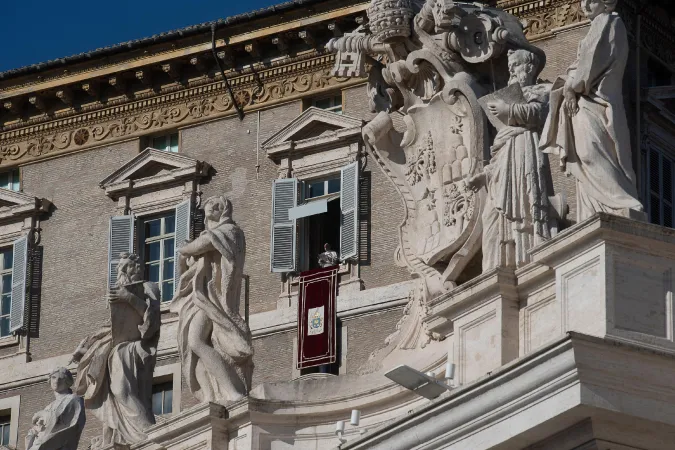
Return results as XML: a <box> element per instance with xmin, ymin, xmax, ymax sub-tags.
<box><xmin>174</xmin><ymin>200</ymin><xmax>191</xmax><ymax>286</ymax></box>
<box><xmin>271</xmin><ymin>178</ymin><xmax>297</xmax><ymax>272</ymax></box>
<box><xmin>340</xmin><ymin>162</ymin><xmax>359</xmax><ymax>260</ymax></box>
<box><xmin>9</xmin><ymin>235</ymin><xmax>28</xmax><ymax>333</ymax></box>
<box><xmin>108</xmin><ymin>216</ymin><xmax>134</xmax><ymax>289</ymax></box>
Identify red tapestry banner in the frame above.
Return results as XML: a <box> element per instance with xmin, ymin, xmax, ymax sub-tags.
<box><xmin>297</xmin><ymin>265</ymin><xmax>338</xmax><ymax>369</ymax></box>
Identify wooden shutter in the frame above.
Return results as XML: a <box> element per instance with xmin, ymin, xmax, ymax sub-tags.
<box><xmin>9</xmin><ymin>235</ymin><xmax>28</xmax><ymax>333</ymax></box>
<box><xmin>271</xmin><ymin>178</ymin><xmax>297</xmax><ymax>272</ymax></box>
<box><xmin>340</xmin><ymin>162</ymin><xmax>359</xmax><ymax>260</ymax></box>
<box><xmin>174</xmin><ymin>199</ymin><xmax>191</xmax><ymax>286</ymax></box>
<box><xmin>108</xmin><ymin>216</ymin><xmax>134</xmax><ymax>289</ymax></box>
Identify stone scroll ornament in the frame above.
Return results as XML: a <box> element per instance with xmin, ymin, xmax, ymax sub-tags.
<box><xmin>328</xmin><ymin>0</ymin><xmax>547</xmax><ymax>366</ymax></box>
<box><xmin>25</xmin><ymin>367</ymin><xmax>86</xmax><ymax>450</ymax></box>
<box><xmin>71</xmin><ymin>253</ymin><xmax>160</xmax><ymax>448</ymax></box>
<box><xmin>170</xmin><ymin>195</ymin><xmax>253</xmax><ymax>404</ymax></box>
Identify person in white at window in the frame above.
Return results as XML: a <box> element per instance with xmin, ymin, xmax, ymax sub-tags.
<box><xmin>318</xmin><ymin>243</ymin><xmax>339</xmax><ymax>268</ymax></box>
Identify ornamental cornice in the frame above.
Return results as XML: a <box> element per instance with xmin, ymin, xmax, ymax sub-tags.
<box><xmin>0</xmin><ymin>55</ymin><xmax>363</xmax><ymax>168</ymax></box>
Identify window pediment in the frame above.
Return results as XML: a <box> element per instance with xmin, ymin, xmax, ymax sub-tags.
<box><xmin>100</xmin><ymin>148</ymin><xmax>210</xmax><ymax>199</ymax></box>
<box><xmin>264</xmin><ymin>107</ymin><xmax>363</xmax><ymax>161</ymax></box>
<box><xmin>0</xmin><ymin>189</ymin><xmax>50</xmax><ymax>222</ymax></box>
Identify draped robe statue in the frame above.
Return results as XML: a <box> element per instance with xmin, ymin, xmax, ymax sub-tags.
<box><xmin>170</xmin><ymin>195</ymin><xmax>253</xmax><ymax>403</ymax></box>
<box><xmin>72</xmin><ymin>253</ymin><xmax>160</xmax><ymax>447</ymax></box>
<box><xmin>540</xmin><ymin>0</ymin><xmax>643</xmax><ymax>221</ymax></box>
<box><xmin>468</xmin><ymin>49</ymin><xmax>552</xmax><ymax>271</ymax></box>
<box><xmin>25</xmin><ymin>368</ymin><xmax>85</xmax><ymax>450</ymax></box>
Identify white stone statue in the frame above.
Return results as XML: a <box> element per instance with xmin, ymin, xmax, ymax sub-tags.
<box><xmin>25</xmin><ymin>367</ymin><xmax>85</xmax><ymax>450</ymax></box>
<box><xmin>540</xmin><ymin>0</ymin><xmax>643</xmax><ymax>221</ymax></box>
<box><xmin>71</xmin><ymin>253</ymin><xmax>160</xmax><ymax>447</ymax></box>
<box><xmin>468</xmin><ymin>49</ymin><xmax>552</xmax><ymax>271</ymax></box>
<box><xmin>170</xmin><ymin>195</ymin><xmax>253</xmax><ymax>403</ymax></box>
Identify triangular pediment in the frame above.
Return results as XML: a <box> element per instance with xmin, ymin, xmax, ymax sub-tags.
<box><xmin>0</xmin><ymin>188</ymin><xmax>51</xmax><ymax>221</ymax></box>
<box><xmin>100</xmin><ymin>148</ymin><xmax>210</xmax><ymax>199</ymax></box>
<box><xmin>263</xmin><ymin>107</ymin><xmax>363</xmax><ymax>149</ymax></box>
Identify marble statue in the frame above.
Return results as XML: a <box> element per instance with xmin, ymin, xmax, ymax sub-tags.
<box><xmin>468</xmin><ymin>49</ymin><xmax>552</xmax><ymax>271</ymax></box>
<box><xmin>170</xmin><ymin>195</ymin><xmax>253</xmax><ymax>403</ymax></box>
<box><xmin>540</xmin><ymin>0</ymin><xmax>643</xmax><ymax>221</ymax></box>
<box><xmin>71</xmin><ymin>253</ymin><xmax>160</xmax><ymax>448</ymax></box>
<box><xmin>330</xmin><ymin>0</ymin><xmax>548</xmax><ymax>364</ymax></box>
<box><xmin>25</xmin><ymin>367</ymin><xmax>85</xmax><ymax>450</ymax></box>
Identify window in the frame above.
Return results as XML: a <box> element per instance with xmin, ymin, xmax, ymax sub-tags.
<box><xmin>0</xmin><ymin>248</ymin><xmax>13</xmax><ymax>338</ymax></box>
<box><xmin>141</xmin><ymin>213</ymin><xmax>176</xmax><ymax>302</ymax></box>
<box><xmin>0</xmin><ymin>414</ymin><xmax>10</xmax><ymax>447</ymax></box>
<box><xmin>271</xmin><ymin>162</ymin><xmax>359</xmax><ymax>273</ymax></box>
<box><xmin>647</xmin><ymin>58</ymin><xmax>674</xmax><ymax>88</ymax></box>
<box><xmin>312</xmin><ymin>94</ymin><xmax>343</xmax><ymax>114</ymax></box>
<box><xmin>152</xmin><ymin>381</ymin><xmax>173</xmax><ymax>416</ymax></box>
<box><xmin>0</xmin><ymin>169</ymin><xmax>20</xmax><ymax>192</ymax></box>
<box><xmin>152</xmin><ymin>132</ymin><xmax>179</xmax><ymax>153</ymax></box>
<box><xmin>644</xmin><ymin>147</ymin><xmax>674</xmax><ymax>227</ymax></box>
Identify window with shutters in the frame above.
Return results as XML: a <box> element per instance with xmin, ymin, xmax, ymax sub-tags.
<box><xmin>0</xmin><ymin>248</ymin><xmax>14</xmax><ymax>337</ymax></box>
<box><xmin>140</xmin><ymin>213</ymin><xmax>176</xmax><ymax>302</ymax></box>
<box><xmin>271</xmin><ymin>162</ymin><xmax>360</xmax><ymax>273</ymax></box>
<box><xmin>310</xmin><ymin>94</ymin><xmax>343</xmax><ymax>115</ymax></box>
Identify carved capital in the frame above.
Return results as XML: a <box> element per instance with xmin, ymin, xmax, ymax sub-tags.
<box><xmin>244</xmin><ymin>42</ymin><xmax>260</xmax><ymax>58</ymax></box>
<box><xmin>162</xmin><ymin>63</ymin><xmax>182</xmax><ymax>83</ymax></box>
<box><xmin>189</xmin><ymin>56</ymin><xmax>207</xmax><ymax>72</ymax></box>
<box><xmin>272</xmin><ymin>36</ymin><xmax>289</xmax><ymax>54</ymax></box>
<box><xmin>135</xmin><ymin>69</ymin><xmax>153</xmax><ymax>87</ymax></box>
<box><xmin>81</xmin><ymin>82</ymin><xmax>99</xmax><ymax>98</ymax></box>
<box><xmin>3</xmin><ymin>99</ymin><xmax>23</xmax><ymax>115</ymax></box>
<box><xmin>108</xmin><ymin>76</ymin><xmax>127</xmax><ymax>94</ymax></box>
<box><xmin>299</xmin><ymin>30</ymin><xmax>316</xmax><ymax>47</ymax></box>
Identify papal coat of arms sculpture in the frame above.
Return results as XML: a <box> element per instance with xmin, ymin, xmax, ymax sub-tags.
<box><xmin>327</xmin><ymin>0</ymin><xmax>644</xmax><ymax>362</ymax></box>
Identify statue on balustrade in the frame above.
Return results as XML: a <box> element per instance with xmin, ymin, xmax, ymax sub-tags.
<box><xmin>540</xmin><ymin>0</ymin><xmax>644</xmax><ymax>221</ymax></box>
<box><xmin>171</xmin><ymin>195</ymin><xmax>253</xmax><ymax>403</ymax></box>
<box><xmin>468</xmin><ymin>49</ymin><xmax>552</xmax><ymax>271</ymax></box>
<box><xmin>71</xmin><ymin>253</ymin><xmax>160</xmax><ymax>448</ymax></box>
<box><xmin>25</xmin><ymin>367</ymin><xmax>85</xmax><ymax>450</ymax></box>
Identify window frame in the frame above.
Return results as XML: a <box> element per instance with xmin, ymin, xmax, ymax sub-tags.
<box><xmin>0</xmin><ymin>168</ymin><xmax>21</xmax><ymax>192</ymax></box>
<box><xmin>309</xmin><ymin>92</ymin><xmax>343</xmax><ymax>115</ymax></box>
<box><xmin>138</xmin><ymin>212</ymin><xmax>176</xmax><ymax>303</ymax></box>
<box><xmin>151</xmin><ymin>380</ymin><xmax>174</xmax><ymax>416</ymax></box>
<box><xmin>0</xmin><ymin>396</ymin><xmax>20</xmax><ymax>449</ymax></box>
<box><xmin>642</xmin><ymin>122</ymin><xmax>675</xmax><ymax>228</ymax></box>
<box><xmin>152</xmin><ymin>363</ymin><xmax>181</xmax><ymax>417</ymax></box>
<box><xmin>148</xmin><ymin>131</ymin><xmax>180</xmax><ymax>153</ymax></box>
<box><xmin>0</xmin><ymin>247</ymin><xmax>14</xmax><ymax>338</ymax></box>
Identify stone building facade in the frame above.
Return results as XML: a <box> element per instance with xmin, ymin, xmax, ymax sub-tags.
<box><xmin>0</xmin><ymin>0</ymin><xmax>673</xmax><ymax>449</ymax></box>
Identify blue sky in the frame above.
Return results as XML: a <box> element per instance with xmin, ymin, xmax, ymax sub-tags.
<box><xmin>0</xmin><ymin>0</ymin><xmax>282</xmax><ymax>73</ymax></box>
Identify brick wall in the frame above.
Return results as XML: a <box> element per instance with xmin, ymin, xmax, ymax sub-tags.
<box><xmin>252</xmin><ymin>331</ymin><xmax>295</xmax><ymax>387</ymax></box>
<box><xmin>22</xmin><ymin>141</ymin><xmax>139</xmax><ymax>361</ymax></box>
<box><xmin>344</xmin><ymin>308</ymin><xmax>402</xmax><ymax>374</ymax></box>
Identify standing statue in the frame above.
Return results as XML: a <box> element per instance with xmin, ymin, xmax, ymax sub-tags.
<box><xmin>468</xmin><ymin>49</ymin><xmax>552</xmax><ymax>271</ymax></box>
<box><xmin>540</xmin><ymin>0</ymin><xmax>643</xmax><ymax>221</ymax></box>
<box><xmin>170</xmin><ymin>195</ymin><xmax>253</xmax><ymax>403</ymax></box>
<box><xmin>25</xmin><ymin>367</ymin><xmax>85</xmax><ymax>450</ymax></box>
<box><xmin>71</xmin><ymin>253</ymin><xmax>160</xmax><ymax>448</ymax></box>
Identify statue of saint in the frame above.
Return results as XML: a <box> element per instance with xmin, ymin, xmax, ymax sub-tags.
<box><xmin>25</xmin><ymin>367</ymin><xmax>85</xmax><ymax>450</ymax></box>
<box><xmin>468</xmin><ymin>49</ymin><xmax>552</xmax><ymax>271</ymax></box>
<box><xmin>170</xmin><ymin>195</ymin><xmax>253</xmax><ymax>403</ymax></box>
<box><xmin>540</xmin><ymin>0</ymin><xmax>643</xmax><ymax>221</ymax></box>
<box><xmin>71</xmin><ymin>253</ymin><xmax>160</xmax><ymax>447</ymax></box>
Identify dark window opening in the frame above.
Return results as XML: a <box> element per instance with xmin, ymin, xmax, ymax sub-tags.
<box><xmin>0</xmin><ymin>414</ymin><xmax>10</xmax><ymax>446</ymax></box>
<box><xmin>647</xmin><ymin>58</ymin><xmax>674</xmax><ymax>88</ymax></box>
<box><xmin>152</xmin><ymin>381</ymin><xmax>173</xmax><ymax>416</ymax></box>
<box><xmin>303</xmin><ymin>199</ymin><xmax>341</xmax><ymax>271</ymax></box>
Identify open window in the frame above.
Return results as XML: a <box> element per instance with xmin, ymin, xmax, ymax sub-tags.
<box><xmin>271</xmin><ymin>162</ymin><xmax>359</xmax><ymax>272</ymax></box>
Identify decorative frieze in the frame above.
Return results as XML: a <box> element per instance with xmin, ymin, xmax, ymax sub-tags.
<box><xmin>0</xmin><ymin>55</ymin><xmax>358</xmax><ymax>167</ymax></box>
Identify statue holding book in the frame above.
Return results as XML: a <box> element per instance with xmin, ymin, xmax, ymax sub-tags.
<box><xmin>71</xmin><ymin>253</ymin><xmax>160</xmax><ymax>448</ymax></box>
<box><xmin>468</xmin><ymin>49</ymin><xmax>553</xmax><ymax>270</ymax></box>
<box><xmin>540</xmin><ymin>0</ymin><xmax>643</xmax><ymax>221</ymax></box>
